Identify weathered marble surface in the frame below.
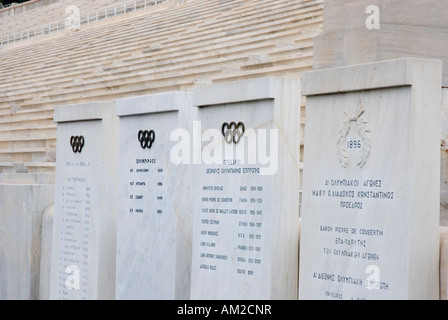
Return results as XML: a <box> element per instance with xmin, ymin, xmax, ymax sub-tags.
<box><xmin>314</xmin><ymin>0</ymin><xmax>448</xmax><ymax>86</ymax></box>
<box><xmin>299</xmin><ymin>58</ymin><xmax>441</xmax><ymax>300</ymax></box>
<box><xmin>39</xmin><ymin>204</ymin><xmax>54</xmax><ymax>300</ymax></box>
<box><xmin>115</xmin><ymin>92</ymin><xmax>194</xmax><ymax>300</ymax></box>
<box><xmin>190</xmin><ymin>77</ymin><xmax>301</xmax><ymax>300</ymax></box>
<box><xmin>0</xmin><ymin>182</ymin><xmax>54</xmax><ymax>300</ymax></box>
<box><xmin>323</xmin><ymin>0</ymin><xmax>448</xmax><ymax>34</ymax></box>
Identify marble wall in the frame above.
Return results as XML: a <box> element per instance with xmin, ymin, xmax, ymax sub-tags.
<box><xmin>0</xmin><ymin>174</ymin><xmax>54</xmax><ymax>299</ymax></box>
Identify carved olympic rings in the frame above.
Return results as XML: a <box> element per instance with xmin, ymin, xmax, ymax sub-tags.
<box><xmin>138</xmin><ymin>130</ymin><xmax>155</xmax><ymax>149</ymax></box>
<box><xmin>222</xmin><ymin>122</ymin><xmax>245</xmax><ymax>144</ymax></box>
<box><xmin>70</xmin><ymin>136</ymin><xmax>85</xmax><ymax>153</ymax></box>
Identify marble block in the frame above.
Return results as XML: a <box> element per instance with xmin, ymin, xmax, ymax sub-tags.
<box><xmin>190</xmin><ymin>77</ymin><xmax>301</xmax><ymax>300</ymax></box>
<box><xmin>114</xmin><ymin>92</ymin><xmax>194</xmax><ymax>300</ymax></box>
<box><xmin>0</xmin><ymin>181</ymin><xmax>54</xmax><ymax>300</ymax></box>
<box><xmin>313</xmin><ymin>25</ymin><xmax>448</xmax><ymax>87</ymax></box>
<box><xmin>299</xmin><ymin>58</ymin><xmax>441</xmax><ymax>300</ymax></box>
<box><xmin>50</xmin><ymin>102</ymin><xmax>119</xmax><ymax>300</ymax></box>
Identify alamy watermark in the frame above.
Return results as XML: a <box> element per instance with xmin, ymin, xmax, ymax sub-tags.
<box><xmin>65</xmin><ymin>5</ymin><xmax>80</xmax><ymax>31</ymax></box>
<box><xmin>169</xmin><ymin>121</ymin><xmax>279</xmax><ymax>176</ymax></box>
<box><xmin>65</xmin><ymin>264</ymin><xmax>80</xmax><ymax>290</ymax></box>
<box><xmin>365</xmin><ymin>5</ymin><xmax>380</xmax><ymax>30</ymax></box>
<box><xmin>365</xmin><ymin>264</ymin><xmax>389</xmax><ymax>290</ymax></box>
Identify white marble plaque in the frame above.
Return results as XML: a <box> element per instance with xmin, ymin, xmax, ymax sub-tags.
<box><xmin>50</xmin><ymin>102</ymin><xmax>118</xmax><ymax>300</ymax></box>
<box><xmin>299</xmin><ymin>58</ymin><xmax>442</xmax><ymax>300</ymax></box>
<box><xmin>115</xmin><ymin>92</ymin><xmax>194</xmax><ymax>300</ymax></box>
<box><xmin>190</xmin><ymin>77</ymin><xmax>301</xmax><ymax>300</ymax></box>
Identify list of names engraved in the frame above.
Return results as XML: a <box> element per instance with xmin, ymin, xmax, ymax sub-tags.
<box><xmin>56</xmin><ymin>161</ymin><xmax>93</xmax><ymax>299</ymax></box>
<box><xmin>192</xmin><ymin>163</ymin><xmax>271</xmax><ymax>298</ymax></box>
<box><xmin>52</xmin><ymin>121</ymin><xmax>101</xmax><ymax>300</ymax></box>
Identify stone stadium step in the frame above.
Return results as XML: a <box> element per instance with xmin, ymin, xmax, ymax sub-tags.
<box><xmin>0</xmin><ymin>1</ymin><xmax>241</xmax><ymax>78</ymax></box>
<box><xmin>211</xmin><ymin>58</ymin><xmax>313</xmax><ymax>83</ymax></box>
<box><xmin>0</xmin><ymin>118</ymin><xmax>56</xmax><ymax>133</ymax></box>
<box><xmin>0</xmin><ymin>0</ymin><xmax>323</xmax><ymax>172</ymax></box>
<box><xmin>0</xmin><ymin>0</ymin><xmax>154</xmax><ymax>39</ymax></box>
<box><xmin>0</xmin><ymin>161</ymin><xmax>55</xmax><ymax>173</ymax></box>
<box><xmin>0</xmin><ymin>5</ymin><xmax>322</xmax><ymax>92</ymax></box>
<box><xmin>0</xmin><ymin>0</ymin><xmax>322</xmax><ymax>75</ymax></box>
<box><xmin>0</xmin><ymin>13</ymin><xmax>322</xmax><ymax>99</ymax></box>
<box><xmin>0</xmin><ymin>128</ymin><xmax>56</xmax><ymax>143</ymax></box>
<box><xmin>0</xmin><ymin>147</ymin><xmax>49</xmax><ymax>157</ymax></box>
<box><xmin>0</xmin><ymin>109</ymin><xmax>54</xmax><ymax>125</ymax></box>
<box><xmin>0</xmin><ymin>0</ymin><xmax>321</xmax><ymax>65</ymax></box>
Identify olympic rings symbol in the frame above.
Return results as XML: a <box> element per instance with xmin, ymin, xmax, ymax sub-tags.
<box><xmin>138</xmin><ymin>130</ymin><xmax>155</xmax><ymax>149</ymax></box>
<box><xmin>222</xmin><ymin>122</ymin><xmax>245</xmax><ymax>144</ymax></box>
<box><xmin>70</xmin><ymin>136</ymin><xmax>85</xmax><ymax>153</ymax></box>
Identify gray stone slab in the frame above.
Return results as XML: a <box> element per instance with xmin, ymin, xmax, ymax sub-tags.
<box><xmin>115</xmin><ymin>92</ymin><xmax>194</xmax><ymax>300</ymax></box>
<box><xmin>313</xmin><ymin>24</ymin><xmax>448</xmax><ymax>86</ymax></box>
<box><xmin>190</xmin><ymin>77</ymin><xmax>301</xmax><ymax>300</ymax></box>
<box><xmin>0</xmin><ymin>184</ymin><xmax>54</xmax><ymax>300</ymax></box>
<box><xmin>312</xmin><ymin>33</ymin><xmax>345</xmax><ymax>69</ymax></box>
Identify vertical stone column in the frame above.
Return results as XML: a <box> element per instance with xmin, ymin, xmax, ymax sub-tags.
<box><xmin>50</xmin><ymin>102</ymin><xmax>118</xmax><ymax>300</ymax></box>
<box><xmin>190</xmin><ymin>77</ymin><xmax>301</xmax><ymax>299</ymax></box>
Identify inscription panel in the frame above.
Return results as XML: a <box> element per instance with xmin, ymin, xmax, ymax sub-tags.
<box><xmin>300</xmin><ymin>59</ymin><xmax>441</xmax><ymax>300</ymax></box>
<box><xmin>300</xmin><ymin>89</ymin><xmax>409</xmax><ymax>300</ymax></box>
<box><xmin>50</xmin><ymin>121</ymin><xmax>101</xmax><ymax>300</ymax></box>
<box><xmin>190</xmin><ymin>77</ymin><xmax>301</xmax><ymax>300</ymax></box>
<box><xmin>115</xmin><ymin>111</ymin><xmax>178</xmax><ymax>299</ymax></box>
<box><xmin>190</xmin><ymin>101</ymin><xmax>274</xmax><ymax>299</ymax></box>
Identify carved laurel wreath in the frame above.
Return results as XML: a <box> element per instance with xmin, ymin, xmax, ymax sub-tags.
<box><xmin>337</xmin><ymin>108</ymin><xmax>371</xmax><ymax>168</ymax></box>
